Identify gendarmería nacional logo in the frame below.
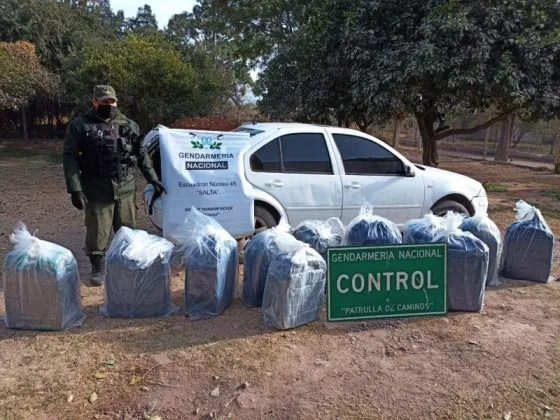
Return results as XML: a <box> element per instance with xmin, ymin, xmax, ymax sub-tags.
<box><xmin>190</xmin><ymin>134</ymin><xmax>222</xmax><ymax>150</ymax></box>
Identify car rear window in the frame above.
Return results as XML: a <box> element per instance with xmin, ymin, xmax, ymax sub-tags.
<box><xmin>233</xmin><ymin>126</ymin><xmax>265</xmax><ymax>137</ymax></box>
<box><xmin>250</xmin><ymin>133</ymin><xmax>333</xmax><ymax>174</ymax></box>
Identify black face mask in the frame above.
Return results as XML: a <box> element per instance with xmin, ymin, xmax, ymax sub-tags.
<box><xmin>97</xmin><ymin>104</ymin><xmax>118</xmax><ymax>120</ymax></box>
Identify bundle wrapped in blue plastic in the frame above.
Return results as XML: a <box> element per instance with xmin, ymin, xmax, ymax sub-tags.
<box><xmin>262</xmin><ymin>247</ymin><xmax>326</xmax><ymax>330</ymax></box>
<box><xmin>171</xmin><ymin>207</ymin><xmax>238</xmax><ymax>319</ymax></box>
<box><xmin>403</xmin><ymin>212</ymin><xmax>445</xmax><ymax>244</ymax></box>
<box><xmin>3</xmin><ymin>223</ymin><xmax>85</xmax><ymax>330</ymax></box>
<box><xmin>434</xmin><ymin>213</ymin><xmax>489</xmax><ymax>312</ymax></box>
<box><xmin>292</xmin><ymin>217</ymin><xmax>344</xmax><ymax>259</ymax></box>
<box><xmin>243</xmin><ymin>219</ymin><xmax>305</xmax><ymax>307</ymax></box>
<box><xmin>343</xmin><ymin>203</ymin><xmax>402</xmax><ymax>246</ymax></box>
<box><xmin>500</xmin><ymin>200</ymin><xmax>555</xmax><ymax>283</ymax></box>
<box><xmin>101</xmin><ymin>227</ymin><xmax>177</xmax><ymax>319</ymax></box>
<box><xmin>460</xmin><ymin>214</ymin><xmax>501</xmax><ymax>287</ymax></box>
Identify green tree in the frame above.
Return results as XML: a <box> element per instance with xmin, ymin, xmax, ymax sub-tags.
<box><xmin>0</xmin><ymin>0</ymin><xmax>122</xmax><ymax>134</ymax></box>
<box><xmin>0</xmin><ymin>0</ymin><xmax>118</xmax><ymax>72</ymax></box>
<box><xmin>0</xmin><ymin>41</ymin><xmax>59</xmax><ymax>139</ymax></box>
<box><xmin>64</xmin><ymin>33</ymin><xmax>231</xmax><ymax>130</ymax></box>
<box><xmin>166</xmin><ymin>10</ymin><xmax>253</xmax><ymax>109</ymax></box>
<box><xmin>125</xmin><ymin>4</ymin><xmax>158</xmax><ymax>33</ymax></box>
<box><xmin>256</xmin><ymin>0</ymin><xmax>382</xmax><ymax>131</ymax></box>
<box><xmin>185</xmin><ymin>0</ymin><xmax>310</xmax><ymax>68</ymax></box>
<box><xmin>345</xmin><ymin>0</ymin><xmax>560</xmax><ymax>166</ymax></box>
<box><xmin>258</xmin><ymin>0</ymin><xmax>560</xmax><ymax>166</ymax></box>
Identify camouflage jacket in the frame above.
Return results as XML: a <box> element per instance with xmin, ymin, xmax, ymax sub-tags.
<box><xmin>63</xmin><ymin>108</ymin><xmax>159</xmax><ymax>203</ymax></box>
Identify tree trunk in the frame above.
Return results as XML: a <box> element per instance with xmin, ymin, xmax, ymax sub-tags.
<box><xmin>511</xmin><ymin>126</ymin><xmax>527</xmax><ymax>149</ymax></box>
<box><xmin>416</xmin><ymin>114</ymin><xmax>439</xmax><ymax>167</ymax></box>
<box><xmin>356</xmin><ymin>119</ymin><xmax>370</xmax><ymax>133</ymax></box>
<box><xmin>392</xmin><ymin>117</ymin><xmax>402</xmax><ymax>149</ymax></box>
<box><xmin>483</xmin><ymin>127</ymin><xmax>490</xmax><ymax>160</ymax></box>
<box><xmin>414</xmin><ymin>125</ymin><xmax>420</xmax><ymax>149</ymax></box>
<box><xmin>495</xmin><ymin>115</ymin><xmax>514</xmax><ymax>162</ymax></box>
<box><xmin>556</xmin><ymin>144</ymin><xmax>560</xmax><ymax>174</ymax></box>
<box><xmin>22</xmin><ymin>107</ymin><xmax>28</xmax><ymax>141</ymax></box>
<box><xmin>548</xmin><ymin>134</ymin><xmax>557</xmax><ymax>155</ymax></box>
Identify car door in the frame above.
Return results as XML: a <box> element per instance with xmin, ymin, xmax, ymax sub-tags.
<box><xmin>331</xmin><ymin>133</ymin><xmax>425</xmax><ymax>226</ymax></box>
<box><xmin>245</xmin><ymin>130</ymin><xmax>343</xmax><ymax>226</ymax></box>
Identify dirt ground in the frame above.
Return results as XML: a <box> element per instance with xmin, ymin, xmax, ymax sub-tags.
<box><xmin>0</xmin><ymin>142</ymin><xmax>559</xmax><ymax>420</ymax></box>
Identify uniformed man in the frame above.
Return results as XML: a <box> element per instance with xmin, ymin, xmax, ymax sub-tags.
<box><xmin>63</xmin><ymin>85</ymin><xmax>166</xmax><ymax>286</ymax></box>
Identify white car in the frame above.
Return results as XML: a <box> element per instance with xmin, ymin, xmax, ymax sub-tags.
<box><xmin>143</xmin><ymin>122</ymin><xmax>488</xmax><ymax>238</ymax></box>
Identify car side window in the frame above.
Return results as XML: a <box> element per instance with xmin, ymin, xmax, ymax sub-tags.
<box><xmin>280</xmin><ymin>133</ymin><xmax>333</xmax><ymax>174</ymax></box>
<box><xmin>250</xmin><ymin>138</ymin><xmax>281</xmax><ymax>172</ymax></box>
<box><xmin>250</xmin><ymin>133</ymin><xmax>333</xmax><ymax>174</ymax></box>
<box><xmin>333</xmin><ymin>134</ymin><xmax>405</xmax><ymax>175</ymax></box>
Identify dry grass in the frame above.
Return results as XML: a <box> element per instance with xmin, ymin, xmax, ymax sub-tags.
<box><xmin>0</xmin><ymin>143</ymin><xmax>559</xmax><ymax>419</ymax></box>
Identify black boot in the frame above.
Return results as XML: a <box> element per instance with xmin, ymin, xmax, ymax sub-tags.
<box><xmin>89</xmin><ymin>255</ymin><xmax>105</xmax><ymax>287</ymax></box>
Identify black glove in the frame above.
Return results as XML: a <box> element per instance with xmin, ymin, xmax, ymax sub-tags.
<box><xmin>151</xmin><ymin>180</ymin><xmax>167</xmax><ymax>196</ymax></box>
<box><xmin>71</xmin><ymin>191</ymin><xmax>88</xmax><ymax>211</ymax></box>
<box><xmin>148</xmin><ymin>181</ymin><xmax>166</xmax><ymax>216</ymax></box>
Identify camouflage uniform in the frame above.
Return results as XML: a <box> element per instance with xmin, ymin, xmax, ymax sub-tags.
<box><xmin>63</xmin><ymin>86</ymin><xmax>161</xmax><ymax>285</ymax></box>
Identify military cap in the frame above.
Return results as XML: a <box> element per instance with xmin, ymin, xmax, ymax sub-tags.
<box><xmin>93</xmin><ymin>85</ymin><xmax>118</xmax><ymax>102</ymax></box>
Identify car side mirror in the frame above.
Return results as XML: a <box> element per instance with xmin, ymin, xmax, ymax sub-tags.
<box><xmin>404</xmin><ymin>165</ymin><xmax>415</xmax><ymax>177</ymax></box>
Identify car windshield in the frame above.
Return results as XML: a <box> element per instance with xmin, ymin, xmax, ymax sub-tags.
<box><xmin>233</xmin><ymin>126</ymin><xmax>265</xmax><ymax>137</ymax></box>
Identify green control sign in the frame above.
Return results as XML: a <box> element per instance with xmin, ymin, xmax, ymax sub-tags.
<box><xmin>327</xmin><ymin>244</ymin><xmax>447</xmax><ymax>321</ymax></box>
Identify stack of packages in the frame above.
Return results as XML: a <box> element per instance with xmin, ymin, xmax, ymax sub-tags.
<box><xmin>292</xmin><ymin>217</ymin><xmax>344</xmax><ymax>259</ymax></box>
<box><xmin>243</xmin><ymin>219</ymin><xmax>327</xmax><ymax>330</ymax></box>
<box><xmin>242</xmin><ymin>219</ymin><xmax>303</xmax><ymax>307</ymax></box>
<box><xmin>434</xmin><ymin>213</ymin><xmax>489</xmax><ymax>312</ymax></box>
<box><xmin>460</xmin><ymin>214</ymin><xmax>502</xmax><ymax>287</ymax></box>
<box><xmin>344</xmin><ymin>203</ymin><xmax>402</xmax><ymax>246</ymax></box>
<box><xmin>172</xmin><ymin>207</ymin><xmax>238</xmax><ymax>320</ymax></box>
<box><xmin>500</xmin><ymin>200</ymin><xmax>555</xmax><ymax>283</ymax></box>
<box><xmin>101</xmin><ymin>227</ymin><xmax>177</xmax><ymax>319</ymax></box>
<box><xmin>3</xmin><ymin>223</ymin><xmax>85</xmax><ymax>330</ymax></box>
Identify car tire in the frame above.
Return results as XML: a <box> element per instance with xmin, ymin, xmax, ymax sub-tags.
<box><xmin>430</xmin><ymin>200</ymin><xmax>470</xmax><ymax>217</ymax></box>
<box><xmin>238</xmin><ymin>205</ymin><xmax>279</xmax><ymax>264</ymax></box>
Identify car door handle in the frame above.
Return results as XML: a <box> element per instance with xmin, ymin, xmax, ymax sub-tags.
<box><xmin>344</xmin><ymin>182</ymin><xmax>362</xmax><ymax>190</ymax></box>
<box><xmin>265</xmin><ymin>180</ymin><xmax>284</xmax><ymax>188</ymax></box>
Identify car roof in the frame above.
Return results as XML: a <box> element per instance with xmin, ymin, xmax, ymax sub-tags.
<box><xmin>240</xmin><ymin>122</ymin><xmax>330</xmax><ymax>130</ymax></box>
<box><xmin>238</xmin><ymin>122</ymin><xmax>370</xmax><ymax>144</ymax></box>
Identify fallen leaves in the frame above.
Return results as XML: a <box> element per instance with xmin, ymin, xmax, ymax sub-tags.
<box><xmin>130</xmin><ymin>376</ymin><xmax>143</xmax><ymax>385</ymax></box>
<box><xmin>89</xmin><ymin>392</ymin><xmax>98</xmax><ymax>403</ymax></box>
<box><xmin>94</xmin><ymin>371</ymin><xmax>107</xmax><ymax>379</ymax></box>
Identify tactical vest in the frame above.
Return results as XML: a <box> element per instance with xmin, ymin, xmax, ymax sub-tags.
<box><xmin>79</xmin><ymin>122</ymin><xmax>137</xmax><ymax>181</ymax></box>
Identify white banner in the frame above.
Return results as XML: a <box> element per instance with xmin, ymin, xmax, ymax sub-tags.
<box><xmin>158</xmin><ymin>126</ymin><xmax>255</xmax><ymax>239</ymax></box>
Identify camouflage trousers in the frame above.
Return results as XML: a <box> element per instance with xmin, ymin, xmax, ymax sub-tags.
<box><xmin>84</xmin><ymin>193</ymin><xmax>136</xmax><ymax>256</ymax></box>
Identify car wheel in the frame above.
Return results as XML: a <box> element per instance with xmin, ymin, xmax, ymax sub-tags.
<box><xmin>238</xmin><ymin>205</ymin><xmax>279</xmax><ymax>264</ymax></box>
<box><xmin>431</xmin><ymin>200</ymin><xmax>470</xmax><ymax>217</ymax></box>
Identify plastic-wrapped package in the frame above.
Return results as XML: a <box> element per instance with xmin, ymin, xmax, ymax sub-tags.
<box><xmin>292</xmin><ymin>217</ymin><xmax>344</xmax><ymax>258</ymax></box>
<box><xmin>171</xmin><ymin>207</ymin><xmax>238</xmax><ymax>319</ymax></box>
<box><xmin>243</xmin><ymin>219</ymin><xmax>306</xmax><ymax>307</ymax></box>
<box><xmin>100</xmin><ymin>227</ymin><xmax>177</xmax><ymax>318</ymax></box>
<box><xmin>403</xmin><ymin>212</ymin><xmax>445</xmax><ymax>244</ymax></box>
<box><xmin>343</xmin><ymin>203</ymin><xmax>402</xmax><ymax>246</ymax></box>
<box><xmin>500</xmin><ymin>200</ymin><xmax>555</xmax><ymax>283</ymax></box>
<box><xmin>262</xmin><ymin>247</ymin><xmax>326</xmax><ymax>330</ymax></box>
<box><xmin>434</xmin><ymin>213</ymin><xmax>489</xmax><ymax>312</ymax></box>
<box><xmin>2</xmin><ymin>223</ymin><xmax>85</xmax><ymax>330</ymax></box>
<box><xmin>460</xmin><ymin>214</ymin><xmax>501</xmax><ymax>287</ymax></box>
